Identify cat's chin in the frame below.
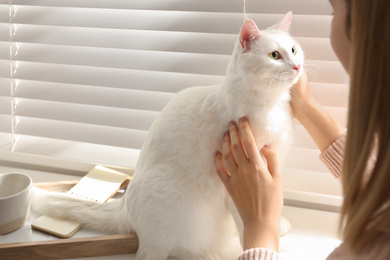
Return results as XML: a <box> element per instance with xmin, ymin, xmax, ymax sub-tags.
<box><xmin>290</xmin><ymin>75</ymin><xmax>301</xmax><ymax>85</ymax></box>
<box><xmin>277</xmin><ymin>74</ymin><xmax>300</xmax><ymax>85</ymax></box>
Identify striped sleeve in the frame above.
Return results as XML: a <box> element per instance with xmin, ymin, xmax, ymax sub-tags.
<box><xmin>319</xmin><ymin>134</ymin><xmax>346</xmax><ymax>180</ymax></box>
<box><xmin>237</xmin><ymin>248</ymin><xmax>281</xmax><ymax>260</ymax></box>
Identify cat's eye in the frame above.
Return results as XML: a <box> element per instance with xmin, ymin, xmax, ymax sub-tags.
<box><xmin>292</xmin><ymin>46</ymin><xmax>297</xmax><ymax>55</ymax></box>
<box><xmin>269</xmin><ymin>51</ymin><xmax>280</xmax><ymax>60</ymax></box>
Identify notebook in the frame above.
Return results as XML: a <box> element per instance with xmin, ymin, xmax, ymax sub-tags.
<box><xmin>32</xmin><ymin>165</ymin><xmax>130</xmax><ymax>238</ymax></box>
<box><xmin>67</xmin><ymin>165</ymin><xmax>130</xmax><ymax>203</ymax></box>
<box><xmin>31</xmin><ymin>215</ymin><xmax>82</xmax><ymax>238</ymax></box>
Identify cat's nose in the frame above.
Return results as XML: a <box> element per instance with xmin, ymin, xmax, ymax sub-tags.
<box><xmin>293</xmin><ymin>64</ymin><xmax>301</xmax><ymax>71</ymax></box>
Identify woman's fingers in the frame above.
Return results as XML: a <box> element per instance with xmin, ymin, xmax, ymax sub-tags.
<box><xmin>228</xmin><ymin>121</ymin><xmax>248</xmax><ymax>165</ymax></box>
<box><xmin>214</xmin><ymin>151</ymin><xmax>230</xmax><ymax>188</ymax></box>
<box><xmin>237</xmin><ymin>117</ymin><xmax>263</xmax><ymax>166</ymax></box>
<box><xmin>221</xmin><ymin>131</ymin><xmax>238</xmax><ymax>173</ymax></box>
<box><xmin>260</xmin><ymin>146</ymin><xmax>280</xmax><ymax>179</ymax></box>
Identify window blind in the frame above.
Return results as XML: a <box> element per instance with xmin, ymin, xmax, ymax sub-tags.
<box><xmin>0</xmin><ymin>0</ymin><xmax>348</xmax><ymax>210</ymax></box>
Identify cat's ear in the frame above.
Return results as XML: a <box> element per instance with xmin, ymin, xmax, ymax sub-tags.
<box><xmin>272</xmin><ymin>11</ymin><xmax>292</xmax><ymax>33</ymax></box>
<box><xmin>239</xmin><ymin>19</ymin><xmax>261</xmax><ymax>51</ymax></box>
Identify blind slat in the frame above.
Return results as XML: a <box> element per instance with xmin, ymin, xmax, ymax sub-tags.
<box><xmin>15</xmin><ymin>98</ymin><xmax>158</xmax><ymax>131</ymax></box>
<box><xmin>0</xmin><ymin>78</ymin><xmax>10</xmax><ymax>96</ymax></box>
<box><xmin>15</xmin><ymin>117</ymin><xmax>147</xmax><ymax>149</ymax></box>
<box><xmin>12</xmin><ymin>6</ymin><xmax>332</xmax><ymax>37</ymax></box>
<box><xmin>0</xmin><ymin>115</ymin><xmax>11</xmax><ymax>134</ymax></box>
<box><xmin>0</xmin><ymin>42</ymin><xmax>9</xmax><ymax>60</ymax></box>
<box><xmin>12</xmin><ymin>62</ymin><xmax>225</xmax><ymax>92</ymax></box>
<box><xmin>14</xmin><ymin>43</ymin><xmax>230</xmax><ymax>76</ymax></box>
<box><xmin>7</xmin><ymin>134</ymin><xmax>140</xmax><ymax>168</ymax></box>
<box><xmin>310</xmin><ymin>83</ymin><xmax>349</xmax><ymax>107</ymax></box>
<box><xmin>0</xmin><ymin>61</ymin><xmax>9</xmax><ymax>78</ymax></box>
<box><xmin>14</xmin><ymin>80</ymin><xmax>174</xmax><ymax>111</ymax></box>
<box><xmin>0</xmin><ymin>96</ymin><xmax>11</xmax><ymax>115</ymax></box>
<box><xmin>0</xmin><ymin>24</ymin><xmax>9</xmax><ymax>42</ymax></box>
<box><xmin>0</xmin><ymin>5</ymin><xmax>8</xmax><ymax>24</ymax></box>
<box><xmin>305</xmin><ymin>60</ymin><xmax>349</xmax><ymax>84</ymax></box>
<box><xmin>13</xmin><ymin>25</ymin><xmax>237</xmax><ymax>55</ymax></box>
<box><xmin>11</xmin><ymin>0</ymin><xmax>332</xmax><ymax>15</ymax></box>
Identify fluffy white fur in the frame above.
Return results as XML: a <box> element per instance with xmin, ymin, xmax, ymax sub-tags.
<box><xmin>32</xmin><ymin>12</ymin><xmax>304</xmax><ymax>260</ymax></box>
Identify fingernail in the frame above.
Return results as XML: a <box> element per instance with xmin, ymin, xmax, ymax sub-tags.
<box><xmin>239</xmin><ymin>117</ymin><xmax>247</xmax><ymax>123</ymax></box>
<box><xmin>229</xmin><ymin>121</ymin><xmax>236</xmax><ymax>127</ymax></box>
<box><xmin>261</xmin><ymin>145</ymin><xmax>271</xmax><ymax>151</ymax></box>
<box><xmin>224</xmin><ymin>131</ymin><xmax>230</xmax><ymax>138</ymax></box>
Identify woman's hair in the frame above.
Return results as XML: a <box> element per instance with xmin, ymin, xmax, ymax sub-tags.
<box><xmin>346</xmin><ymin>0</ymin><xmax>351</xmax><ymax>32</ymax></box>
<box><xmin>341</xmin><ymin>0</ymin><xmax>390</xmax><ymax>254</ymax></box>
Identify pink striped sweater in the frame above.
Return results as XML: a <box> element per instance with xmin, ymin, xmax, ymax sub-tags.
<box><xmin>236</xmin><ymin>134</ymin><xmax>388</xmax><ymax>260</ymax></box>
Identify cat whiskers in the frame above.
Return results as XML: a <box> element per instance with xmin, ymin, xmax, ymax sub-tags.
<box><xmin>280</xmin><ymin>71</ymin><xmax>291</xmax><ymax>78</ymax></box>
<box><xmin>276</xmin><ymin>71</ymin><xmax>292</xmax><ymax>82</ymax></box>
<box><xmin>264</xmin><ymin>72</ymin><xmax>289</xmax><ymax>106</ymax></box>
<box><xmin>303</xmin><ymin>63</ymin><xmax>319</xmax><ymax>79</ymax></box>
<box><xmin>265</xmin><ymin>73</ymin><xmax>282</xmax><ymax>101</ymax></box>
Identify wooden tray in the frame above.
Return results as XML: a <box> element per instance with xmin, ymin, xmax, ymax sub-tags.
<box><xmin>0</xmin><ymin>180</ymin><xmax>138</xmax><ymax>259</ymax></box>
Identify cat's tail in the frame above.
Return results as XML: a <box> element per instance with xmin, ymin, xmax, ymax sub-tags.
<box><xmin>30</xmin><ymin>187</ymin><xmax>132</xmax><ymax>234</ymax></box>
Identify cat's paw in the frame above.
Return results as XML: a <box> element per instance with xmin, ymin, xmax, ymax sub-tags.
<box><xmin>280</xmin><ymin>216</ymin><xmax>292</xmax><ymax>236</ymax></box>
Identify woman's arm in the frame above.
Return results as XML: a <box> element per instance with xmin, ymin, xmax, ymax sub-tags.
<box><xmin>291</xmin><ymin>72</ymin><xmax>344</xmax><ymax>153</ymax></box>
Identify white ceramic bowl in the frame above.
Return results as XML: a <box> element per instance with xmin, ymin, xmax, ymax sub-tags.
<box><xmin>0</xmin><ymin>173</ymin><xmax>32</xmax><ymax>235</ymax></box>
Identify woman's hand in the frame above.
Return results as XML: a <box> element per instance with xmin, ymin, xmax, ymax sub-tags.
<box><xmin>290</xmin><ymin>70</ymin><xmax>311</xmax><ymax>120</ymax></box>
<box><xmin>290</xmin><ymin>70</ymin><xmax>343</xmax><ymax>152</ymax></box>
<box><xmin>214</xmin><ymin>117</ymin><xmax>282</xmax><ymax>252</ymax></box>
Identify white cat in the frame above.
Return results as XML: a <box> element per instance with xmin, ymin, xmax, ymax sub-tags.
<box><xmin>32</xmin><ymin>12</ymin><xmax>303</xmax><ymax>260</ymax></box>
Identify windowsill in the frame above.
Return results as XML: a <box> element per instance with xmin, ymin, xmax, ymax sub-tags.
<box><xmin>0</xmin><ymin>165</ymin><xmax>341</xmax><ymax>260</ymax></box>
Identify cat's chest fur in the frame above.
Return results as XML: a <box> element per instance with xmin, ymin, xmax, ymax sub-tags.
<box><xmin>214</xmin><ymin>84</ymin><xmax>293</xmax><ymax>153</ymax></box>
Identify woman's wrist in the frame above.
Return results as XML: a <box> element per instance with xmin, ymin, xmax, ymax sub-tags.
<box><xmin>293</xmin><ymin>96</ymin><xmax>343</xmax><ymax>152</ymax></box>
<box><xmin>292</xmin><ymin>94</ymin><xmax>316</xmax><ymax>123</ymax></box>
<box><xmin>243</xmin><ymin>220</ymin><xmax>280</xmax><ymax>252</ymax></box>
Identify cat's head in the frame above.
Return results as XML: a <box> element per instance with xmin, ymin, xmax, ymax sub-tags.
<box><xmin>229</xmin><ymin>12</ymin><xmax>304</xmax><ymax>93</ymax></box>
